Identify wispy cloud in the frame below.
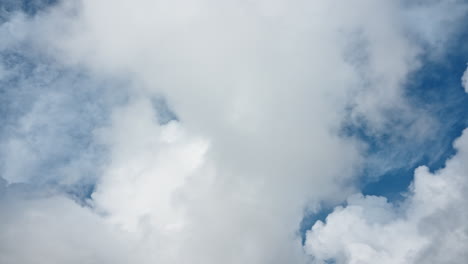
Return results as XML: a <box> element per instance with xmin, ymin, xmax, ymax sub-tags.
<box><xmin>463</xmin><ymin>64</ymin><xmax>468</xmax><ymax>93</ymax></box>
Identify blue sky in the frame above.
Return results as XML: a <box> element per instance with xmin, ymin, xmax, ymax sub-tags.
<box><xmin>1</xmin><ymin>1</ymin><xmax>468</xmax><ymax>264</ymax></box>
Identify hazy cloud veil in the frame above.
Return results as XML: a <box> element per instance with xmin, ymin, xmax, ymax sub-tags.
<box><xmin>0</xmin><ymin>0</ymin><xmax>467</xmax><ymax>263</ymax></box>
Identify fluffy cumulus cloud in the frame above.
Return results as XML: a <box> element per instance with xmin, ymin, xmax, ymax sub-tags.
<box><xmin>0</xmin><ymin>0</ymin><xmax>467</xmax><ymax>263</ymax></box>
<box><xmin>305</xmin><ymin>128</ymin><xmax>468</xmax><ymax>264</ymax></box>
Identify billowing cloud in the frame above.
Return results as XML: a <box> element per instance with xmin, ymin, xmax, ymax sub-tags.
<box><xmin>305</xmin><ymin>127</ymin><xmax>468</xmax><ymax>264</ymax></box>
<box><xmin>0</xmin><ymin>0</ymin><xmax>467</xmax><ymax>263</ymax></box>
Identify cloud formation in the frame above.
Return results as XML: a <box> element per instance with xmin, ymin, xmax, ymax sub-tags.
<box><xmin>305</xmin><ymin>127</ymin><xmax>468</xmax><ymax>264</ymax></box>
<box><xmin>0</xmin><ymin>1</ymin><xmax>467</xmax><ymax>264</ymax></box>
<box><xmin>305</xmin><ymin>64</ymin><xmax>468</xmax><ymax>264</ymax></box>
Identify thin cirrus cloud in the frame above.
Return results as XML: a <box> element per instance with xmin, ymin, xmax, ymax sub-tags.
<box><xmin>0</xmin><ymin>1</ymin><xmax>467</xmax><ymax>264</ymax></box>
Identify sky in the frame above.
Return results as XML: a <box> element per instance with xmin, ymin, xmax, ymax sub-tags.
<box><xmin>0</xmin><ymin>0</ymin><xmax>467</xmax><ymax>264</ymax></box>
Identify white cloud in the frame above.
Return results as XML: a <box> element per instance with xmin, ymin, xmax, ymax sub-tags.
<box><xmin>462</xmin><ymin>64</ymin><xmax>468</xmax><ymax>93</ymax></box>
<box><xmin>305</xmin><ymin>128</ymin><xmax>468</xmax><ymax>264</ymax></box>
<box><xmin>0</xmin><ymin>1</ymin><xmax>467</xmax><ymax>264</ymax></box>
